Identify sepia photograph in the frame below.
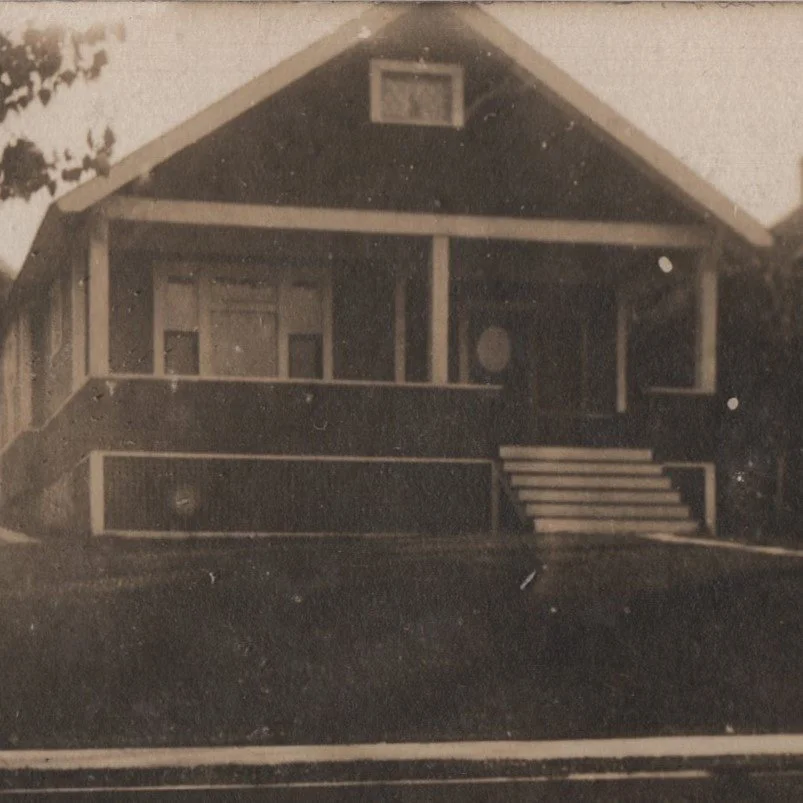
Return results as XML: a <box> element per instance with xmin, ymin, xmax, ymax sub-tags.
<box><xmin>0</xmin><ymin>0</ymin><xmax>801</xmax><ymax>798</ymax></box>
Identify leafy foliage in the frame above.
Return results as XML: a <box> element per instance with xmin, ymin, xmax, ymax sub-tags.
<box><xmin>0</xmin><ymin>23</ymin><xmax>123</xmax><ymax>201</ymax></box>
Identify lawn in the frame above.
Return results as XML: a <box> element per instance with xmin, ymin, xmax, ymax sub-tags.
<box><xmin>0</xmin><ymin>533</ymin><xmax>800</xmax><ymax>749</ymax></box>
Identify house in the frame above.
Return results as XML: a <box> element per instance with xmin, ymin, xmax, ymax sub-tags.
<box><xmin>0</xmin><ymin>4</ymin><xmax>775</xmax><ymax>539</ymax></box>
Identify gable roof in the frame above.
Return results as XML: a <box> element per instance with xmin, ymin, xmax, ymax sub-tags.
<box><xmin>54</xmin><ymin>3</ymin><xmax>772</xmax><ymax>249</ymax></box>
<box><xmin>11</xmin><ymin>2</ymin><xmax>772</xmax><ymax>296</ymax></box>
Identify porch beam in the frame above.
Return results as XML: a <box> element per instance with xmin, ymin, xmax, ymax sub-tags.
<box><xmin>102</xmin><ymin>197</ymin><xmax>713</xmax><ymax>250</ymax></box>
<box><xmin>430</xmin><ymin>236</ymin><xmax>450</xmax><ymax>385</ymax></box>
<box><xmin>695</xmin><ymin>236</ymin><xmax>722</xmax><ymax>393</ymax></box>
<box><xmin>87</xmin><ymin>212</ymin><xmax>110</xmax><ymax>376</ymax></box>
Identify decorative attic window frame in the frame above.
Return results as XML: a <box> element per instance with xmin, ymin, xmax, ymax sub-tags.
<box><xmin>370</xmin><ymin>59</ymin><xmax>464</xmax><ymax>128</ymax></box>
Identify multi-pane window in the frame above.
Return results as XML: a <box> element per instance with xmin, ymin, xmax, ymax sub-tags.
<box><xmin>370</xmin><ymin>60</ymin><xmax>464</xmax><ymax>128</ymax></box>
<box><xmin>208</xmin><ymin>277</ymin><xmax>278</xmax><ymax>378</ymax></box>
<box><xmin>155</xmin><ymin>264</ymin><xmax>325</xmax><ymax>379</ymax></box>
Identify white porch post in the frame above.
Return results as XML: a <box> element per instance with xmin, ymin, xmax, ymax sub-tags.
<box><xmin>616</xmin><ymin>290</ymin><xmax>629</xmax><ymax>413</ymax></box>
<box><xmin>429</xmin><ymin>235</ymin><xmax>450</xmax><ymax>384</ymax></box>
<box><xmin>695</xmin><ymin>239</ymin><xmax>721</xmax><ymax>393</ymax></box>
<box><xmin>394</xmin><ymin>272</ymin><xmax>407</xmax><ymax>384</ymax></box>
<box><xmin>87</xmin><ymin>212</ymin><xmax>110</xmax><ymax>376</ymax></box>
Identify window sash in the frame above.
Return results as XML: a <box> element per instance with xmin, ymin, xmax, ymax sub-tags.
<box><xmin>208</xmin><ymin>309</ymin><xmax>278</xmax><ymax>378</ymax></box>
<box><xmin>155</xmin><ymin>263</ymin><xmax>327</xmax><ymax>380</ymax></box>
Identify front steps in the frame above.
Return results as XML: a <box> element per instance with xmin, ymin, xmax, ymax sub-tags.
<box><xmin>500</xmin><ymin>445</ymin><xmax>699</xmax><ymax>536</ymax></box>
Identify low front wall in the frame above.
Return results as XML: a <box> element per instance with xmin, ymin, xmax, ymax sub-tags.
<box><xmin>1</xmin><ymin>377</ymin><xmax>501</xmax><ymax>535</ymax></box>
<box><xmin>99</xmin><ymin>453</ymin><xmax>493</xmax><ymax>534</ymax></box>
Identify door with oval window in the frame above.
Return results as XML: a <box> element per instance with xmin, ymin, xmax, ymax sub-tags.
<box><xmin>470</xmin><ymin>306</ymin><xmax>590</xmax><ymax>441</ymax></box>
<box><xmin>469</xmin><ymin>309</ymin><xmax>535</xmax><ymax>441</ymax></box>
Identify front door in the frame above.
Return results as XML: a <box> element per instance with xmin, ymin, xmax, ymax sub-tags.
<box><xmin>468</xmin><ymin>301</ymin><xmax>601</xmax><ymax>443</ymax></box>
<box><xmin>528</xmin><ymin>313</ymin><xmax>587</xmax><ymax>415</ymax></box>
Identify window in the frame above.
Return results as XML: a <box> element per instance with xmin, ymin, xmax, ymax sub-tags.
<box><xmin>208</xmin><ymin>277</ymin><xmax>278</xmax><ymax>378</ymax></box>
<box><xmin>164</xmin><ymin>278</ymin><xmax>200</xmax><ymax>376</ymax></box>
<box><xmin>1</xmin><ymin>314</ymin><xmax>31</xmax><ymax>444</ymax></box>
<box><xmin>155</xmin><ymin>264</ymin><xmax>326</xmax><ymax>380</ymax></box>
<box><xmin>289</xmin><ymin>334</ymin><xmax>323</xmax><ymax>379</ymax></box>
<box><xmin>370</xmin><ymin>60</ymin><xmax>464</xmax><ymax>128</ymax></box>
<box><xmin>48</xmin><ymin>275</ymin><xmax>66</xmax><ymax>359</ymax></box>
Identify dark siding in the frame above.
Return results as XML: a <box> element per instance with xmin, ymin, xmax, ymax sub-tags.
<box><xmin>586</xmin><ymin>289</ymin><xmax>617</xmax><ymax>414</ymax></box>
<box><xmin>124</xmin><ymin>11</ymin><xmax>699</xmax><ymax>226</ymax></box>
<box><xmin>109</xmin><ymin>249</ymin><xmax>154</xmax><ymax>374</ymax></box>
<box><xmin>645</xmin><ymin>393</ymin><xmax>717</xmax><ymax>462</ymax></box>
<box><xmin>333</xmin><ymin>258</ymin><xmax>395</xmax><ymax>381</ymax></box>
<box><xmin>0</xmin><ymin>378</ymin><xmax>501</xmax><ymax>523</ymax></box>
<box><xmin>405</xmin><ymin>275</ymin><xmax>430</xmax><ymax>382</ymax></box>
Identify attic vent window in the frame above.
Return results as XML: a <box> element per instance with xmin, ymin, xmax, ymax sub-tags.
<box><xmin>370</xmin><ymin>60</ymin><xmax>464</xmax><ymax>128</ymax></box>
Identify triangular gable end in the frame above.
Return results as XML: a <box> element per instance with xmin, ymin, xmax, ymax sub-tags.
<box><xmin>55</xmin><ymin>3</ymin><xmax>771</xmax><ymax>249</ymax></box>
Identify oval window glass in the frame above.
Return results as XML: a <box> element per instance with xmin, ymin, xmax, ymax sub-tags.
<box><xmin>476</xmin><ymin>326</ymin><xmax>512</xmax><ymax>373</ymax></box>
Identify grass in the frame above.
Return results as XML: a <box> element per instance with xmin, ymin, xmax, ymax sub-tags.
<box><xmin>0</xmin><ymin>533</ymin><xmax>800</xmax><ymax>749</ymax></box>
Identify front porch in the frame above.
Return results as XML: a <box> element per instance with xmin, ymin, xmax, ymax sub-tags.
<box><xmin>92</xmin><ymin>196</ymin><xmax>722</xmax><ymax>451</ymax></box>
<box><xmin>46</xmin><ymin>199</ymin><xmax>719</xmax><ymax>537</ymax></box>
<box><xmin>1</xmin><ymin>195</ymin><xmax>725</xmax><ymax>538</ymax></box>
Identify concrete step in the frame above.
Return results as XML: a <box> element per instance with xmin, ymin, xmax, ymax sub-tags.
<box><xmin>504</xmin><ymin>460</ymin><xmax>663</xmax><ymax>476</ymax></box>
<box><xmin>517</xmin><ymin>489</ymin><xmax>681</xmax><ymax>504</ymax></box>
<box><xmin>511</xmin><ymin>475</ymin><xmax>672</xmax><ymax>490</ymax></box>
<box><xmin>533</xmin><ymin>518</ymin><xmax>700</xmax><ymax>535</ymax></box>
<box><xmin>526</xmin><ymin>503</ymin><xmax>690</xmax><ymax>519</ymax></box>
<box><xmin>500</xmin><ymin>445</ymin><xmax>653</xmax><ymax>462</ymax></box>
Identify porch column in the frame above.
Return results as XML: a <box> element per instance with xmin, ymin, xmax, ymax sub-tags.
<box><xmin>615</xmin><ymin>290</ymin><xmax>629</xmax><ymax>413</ymax></box>
<box><xmin>394</xmin><ymin>273</ymin><xmax>407</xmax><ymax>383</ymax></box>
<box><xmin>87</xmin><ymin>212</ymin><xmax>110</xmax><ymax>376</ymax></box>
<box><xmin>695</xmin><ymin>239</ymin><xmax>721</xmax><ymax>393</ymax></box>
<box><xmin>429</xmin><ymin>235</ymin><xmax>450</xmax><ymax>384</ymax></box>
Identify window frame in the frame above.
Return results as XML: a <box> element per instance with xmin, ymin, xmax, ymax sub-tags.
<box><xmin>369</xmin><ymin>59</ymin><xmax>465</xmax><ymax>129</ymax></box>
<box><xmin>153</xmin><ymin>261</ymin><xmax>330</xmax><ymax>381</ymax></box>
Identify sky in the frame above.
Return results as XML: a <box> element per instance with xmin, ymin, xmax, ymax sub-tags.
<box><xmin>1</xmin><ymin>1</ymin><xmax>802</xmax><ymax>277</ymax></box>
